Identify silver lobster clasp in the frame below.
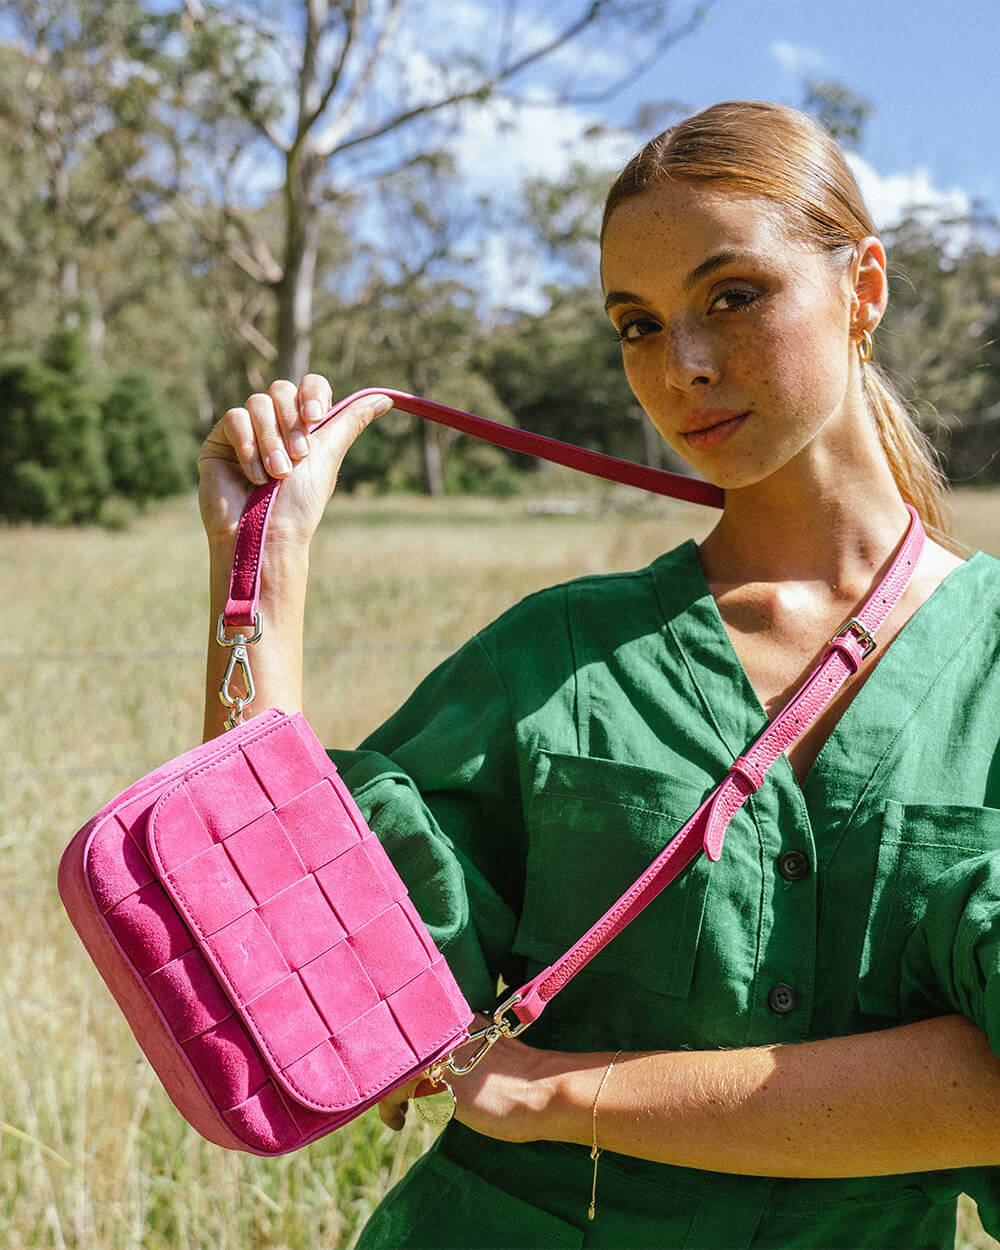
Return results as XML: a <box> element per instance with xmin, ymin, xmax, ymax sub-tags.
<box><xmin>216</xmin><ymin>612</ymin><xmax>263</xmax><ymax>722</ymax></box>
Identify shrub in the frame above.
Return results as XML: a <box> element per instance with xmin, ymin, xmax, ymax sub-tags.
<box><xmin>0</xmin><ymin>325</ymin><xmax>192</xmax><ymax>524</ymax></box>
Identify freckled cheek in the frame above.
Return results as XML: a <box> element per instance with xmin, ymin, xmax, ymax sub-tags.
<box><xmin>620</xmin><ymin>352</ymin><xmax>663</xmax><ymax>415</ymax></box>
<box><xmin>748</xmin><ymin>319</ymin><xmax>846</xmax><ymax>417</ymax></box>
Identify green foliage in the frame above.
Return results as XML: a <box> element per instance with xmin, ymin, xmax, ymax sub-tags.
<box><xmin>478</xmin><ymin>291</ymin><xmax>652</xmax><ymax>467</ymax></box>
<box><xmin>0</xmin><ymin>2</ymin><xmax>997</xmax><ymax>500</ymax></box>
<box><xmin>878</xmin><ymin>210</ymin><xmax>1000</xmax><ymax>483</ymax></box>
<box><xmin>0</xmin><ymin>325</ymin><xmax>193</xmax><ymax>525</ymax></box>
<box><xmin>103</xmin><ymin>370</ymin><xmax>191</xmax><ymax>502</ymax></box>
<box><xmin>802</xmin><ymin>79</ymin><xmax>873</xmax><ymax>147</ymax></box>
<box><xmin>0</xmin><ymin>343</ymin><xmax>110</xmax><ymax>524</ymax></box>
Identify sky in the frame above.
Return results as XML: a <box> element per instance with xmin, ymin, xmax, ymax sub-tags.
<box><xmin>4</xmin><ymin>0</ymin><xmax>995</xmax><ymax>308</ymax></box>
<box><xmin>442</xmin><ymin>0</ymin><xmax>999</xmax><ymax>237</ymax></box>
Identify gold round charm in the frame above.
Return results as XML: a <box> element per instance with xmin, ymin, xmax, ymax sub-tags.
<box><xmin>413</xmin><ymin>1081</ymin><xmax>456</xmax><ymax>1128</ymax></box>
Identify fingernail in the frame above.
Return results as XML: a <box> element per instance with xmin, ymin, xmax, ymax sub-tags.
<box><xmin>249</xmin><ymin>459</ymin><xmax>266</xmax><ymax>485</ymax></box>
<box><xmin>290</xmin><ymin>431</ymin><xmax>309</xmax><ymax>457</ymax></box>
<box><xmin>373</xmin><ymin>395</ymin><xmax>393</xmax><ymax>415</ymax></box>
<box><xmin>267</xmin><ymin>449</ymin><xmax>291</xmax><ymax>476</ymax></box>
<box><xmin>304</xmin><ymin>400</ymin><xmax>324</xmax><ymax>424</ymax></box>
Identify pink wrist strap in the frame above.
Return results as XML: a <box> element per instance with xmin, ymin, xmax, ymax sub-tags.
<box><xmin>223</xmin><ymin>388</ymin><xmax>724</xmax><ymax>628</ymax></box>
<box><xmin>509</xmin><ymin>505</ymin><xmax>925</xmax><ymax>1025</ymax></box>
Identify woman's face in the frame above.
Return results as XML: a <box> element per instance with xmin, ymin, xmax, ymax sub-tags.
<box><xmin>600</xmin><ymin>181</ymin><xmax>865</xmax><ymax>492</ymax></box>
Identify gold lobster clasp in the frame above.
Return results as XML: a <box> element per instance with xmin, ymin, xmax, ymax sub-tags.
<box><xmin>439</xmin><ymin>991</ymin><xmax>531</xmax><ymax>1078</ymax></box>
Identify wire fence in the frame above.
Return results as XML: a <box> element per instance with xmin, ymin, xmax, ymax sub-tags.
<box><xmin>3</xmin><ymin>643</ymin><xmax>455</xmax><ymax>779</ymax></box>
<box><xmin>0</xmin><ymin>643</ymin><xmax>452</xmax><ymax>663</ymax></box>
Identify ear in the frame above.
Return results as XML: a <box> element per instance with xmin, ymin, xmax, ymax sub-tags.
<box><xmin>850</xmin><ymin>235</ymin><xmax>888</xmax><ymax>334</ymax></box>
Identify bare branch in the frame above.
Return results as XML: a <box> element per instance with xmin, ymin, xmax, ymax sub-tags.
<box><xmin>233</xmin><ymin>313</ymin><xmax>278</xmax><ymax>361</ymax></box>
<box><xmin>321</xmin><ymin>0</ymin><xmax>620</xmax><ymax>160</ymax></box>
<box><xmin>296</xmin><ymin>0</ymin><xmax>326</xmax><ymax>143</ymax></box>
<box><xmin>506</xmin><ymin>6</ymin><xmax>706</xmax><ymax>107</ymax></box>
<box><xmin>169</xmin><ymin>197</ymin><xmax>283</xmax><ymax>286</ymax></box>
<box><xmin>222</xmin><ymin>205</ymin><xmax>284</xmax><ymax>284</ymax></box>
<box><xmin>498</xmin><ymin>0</ymin><xmax>517</xmax><ymax>69</ymax></box>
<box><xmin>300</xmin><ymin>0</ymin><xmax>367</xmax><ymax>139</ymax></box>
<box><xmin>313</xmin><ymin>0</ymin><xmax>406</xmax><ymax>155</ymax></box>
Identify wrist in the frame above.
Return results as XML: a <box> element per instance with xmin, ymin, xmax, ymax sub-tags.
<box><xmin>209</xmin><ymin>537</ymin><xmax>310</xmax><ymax>607</ymax></box>
<box><xmin>518</xmin><ymin>1047</ymin><xmax>592</xmax><ymax>1146</ymax></box>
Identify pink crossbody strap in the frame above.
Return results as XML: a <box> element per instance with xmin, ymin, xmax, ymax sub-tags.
<box><xmin>223</xmin><ymin>388</ymin><xmax>724</xmax><ymax>627</ymax></box>
<box><xmin>509</xmin><ymin>505</ymin><xmax>926</xmax><ymax>1026</ymax></box>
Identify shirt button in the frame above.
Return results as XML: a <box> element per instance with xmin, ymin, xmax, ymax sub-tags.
<box><xmin>768</xmin><ymin>984</ymin><xmax>799</xmax><ymax>1014</ymax></box>
<box><xmin>777</xmin><ymin>850</ymin><xmax>810</xmax><ymax>881</ymax></box>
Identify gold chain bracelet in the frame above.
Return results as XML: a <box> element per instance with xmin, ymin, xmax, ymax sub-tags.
<box><xmin>588</xmin><ymin>1050</ymin><xmax>621</xmax><ymax>1221</ymax></box>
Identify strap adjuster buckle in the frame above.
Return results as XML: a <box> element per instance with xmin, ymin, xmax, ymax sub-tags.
<box><xmin>828</xmin><ymin>616</ymin><xmax>877</xmax><ymax>660</ymax></box>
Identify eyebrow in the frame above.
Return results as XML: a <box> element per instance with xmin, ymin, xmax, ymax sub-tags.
<box><xmin>603</xmin><ymin>248</ymin><xmax>762</xmax><ymax>313</ymax></box>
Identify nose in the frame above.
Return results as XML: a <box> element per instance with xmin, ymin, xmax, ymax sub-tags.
<box><xmin>661</xmin><ymin>323</ymin><xmax>719</xmax><ymax>390</ymax></box>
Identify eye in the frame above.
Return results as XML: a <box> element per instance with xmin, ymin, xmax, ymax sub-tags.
<box><xmin>708</xmin><ymin>286</ymin><xmax>761</xmax><ymax>314</ymax></box>
<box><xmin>615</xmin><ymin>316</ymin><xmax>661</xmax><ymax>343</ymax></box>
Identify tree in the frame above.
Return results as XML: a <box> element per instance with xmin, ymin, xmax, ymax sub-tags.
<box><xmin>136</xmin><ymin>0</ymin><xmax>706</xmax><ymax>381</ymax></box>
<box><xmin>0</xmin><ymin>323</ymin><xmax>192</xmax><ymax>523</ymax></box>
<box><xmin>0</xmin><ymin>1</ymin><xmax>167</xmax><ymax>333</ymax></box>
<box><xmin>801</xmin><ymin>78</ymin><xmax>873</xmax><ymax>147</ymax></box>
<box><xmin>313</xmin><ymin>155</ymin><xmax>517</xmax><ymax>494</ymax></box>
<box><xmin>878</xmin><ymin>208</ymin><xmax>1000</xmax><ymax>483</ymax></box>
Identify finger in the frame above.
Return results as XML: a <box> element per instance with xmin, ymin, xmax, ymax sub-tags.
<box><xmin>378</xmin><ymin>1091</ymin><xmax>409</xmax><ymax>1132</ymax></box>
<box><xmin>245</xmin><ymin>392</ymin><xmax>292</xmax><ymax>479</ymax></box>
<box><xmin>267</xmin><ymin>378</ymin><xmax>310</xmax><ymax>462</ymax></box>
<box><xmin>221</xmin><ymin>406</ymin><xmax>266</xmax><ymax>485</ymax></box>
<box><xmin>298</xmin><ymin>373</ymin><xmax>334</xmax><ymax>427</ymax></box>
<box><xmin>330</xmin><ymin>392</ymin><xmax>394</xmax><ymax>448</ymax></box>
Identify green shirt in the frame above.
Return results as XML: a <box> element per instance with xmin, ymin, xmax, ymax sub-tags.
<box><xmin>331</xmin><ymin>541</ymin><xmax>1000</xmax><ymax>1250</ymax></box>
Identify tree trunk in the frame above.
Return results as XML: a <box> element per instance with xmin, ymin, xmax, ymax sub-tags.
<box><xmin>276</xmin><ymin>148</ymin><xmax>320</xmax><ymax>381</ymax></box>
<box><xmin>421</xmin><ymin>421</ymin><xmax>445</xmax><ymax>497</ymax></box>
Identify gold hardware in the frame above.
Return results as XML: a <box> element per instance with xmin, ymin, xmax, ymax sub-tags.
<box><xmin>588</xmin><ymin>1050</ymin><xmax>621</xmax><ymax>1221</ymax></box>
<box><xmin>828</xmin><ymin>616</ymin><xmax>876</xmax><ymax>659</ymax></box>
<box><xmin>412</xmin><ymin>1071</ymin><xmax>456</xmax><ymax>1127</ymax></box>
<box><xmin>439</xmin><ymin>992</ymin><xmax>530</xmax><ymax>1078</ymax></box>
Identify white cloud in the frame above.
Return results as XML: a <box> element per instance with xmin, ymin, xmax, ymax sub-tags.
<box><xmin>846</xmin><ymin>152</ymin><xmax>972</xmax><ymax>232</ymax></box>
<box><xmin>770</xmin><ymin>40</ymin><xmax>829</xmax><ymax>76</ymax></box>
<box><xmin>448</xmin><ymin>93</ymin><xmax>636</xmax><ymax>196</ymax></box>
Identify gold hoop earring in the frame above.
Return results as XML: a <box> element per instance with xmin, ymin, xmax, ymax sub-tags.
<box><xmin>857</xmin><ymin>329</ymin><xmax>873</xmax><ymax>363</ymax></box>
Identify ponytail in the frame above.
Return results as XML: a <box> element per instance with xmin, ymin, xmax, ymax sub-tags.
<box><xmin>862</xmin><ymin>364</ymin><xmax>958</xmax><ymax>551</ymax></box>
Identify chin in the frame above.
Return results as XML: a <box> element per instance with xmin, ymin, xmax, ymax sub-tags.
<box><xmin>666</xmin><ymin>446</ymin><xmax>768</xmax><ymax>494</ymax></box>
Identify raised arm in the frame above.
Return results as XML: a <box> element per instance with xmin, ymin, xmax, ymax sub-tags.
<box><xmin>197</xmin><ymin>375</ymin><xmax>393</xmax><ymax>740</ymax></box>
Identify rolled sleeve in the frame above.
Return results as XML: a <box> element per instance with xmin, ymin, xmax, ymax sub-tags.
<box><xmin>328</xmin><ymin>635</ymin><xmax>526</xmax><ymax>1012</ymax></box>
<box><xmin>901</xmin><ymin>852</ymin><xmax>1000</xmax><ymax>1055</ymax></box>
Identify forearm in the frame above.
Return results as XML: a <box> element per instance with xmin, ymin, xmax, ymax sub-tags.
<box><xmin>203</xmin><ymin>536</ymin><xmax>311</xmax><ymax>741</ymax></box>
<box><xmin>535</xmin><ymin>1015</ymin><xmax>1000</xmax><ymax>1177</ymax></box>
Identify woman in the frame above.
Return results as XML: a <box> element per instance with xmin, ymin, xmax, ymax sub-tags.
<box><xmin>198</xmin><ymin>102</ymin><xmax>1000</xmax><ymax>1249</ymax></box>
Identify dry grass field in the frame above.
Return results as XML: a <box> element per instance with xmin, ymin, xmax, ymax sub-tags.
<box><xmin>2</xmin><ymin>484</ymin><xmax>998</xmax><ymax>1249</ymax></box>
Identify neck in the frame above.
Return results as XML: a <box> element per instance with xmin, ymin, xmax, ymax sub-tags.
<box><xmin>698</xmin><ymin>412</ymin><xmax>911</xmax><ymax>593</ymax></box>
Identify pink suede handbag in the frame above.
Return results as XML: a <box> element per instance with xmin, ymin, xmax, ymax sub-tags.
<box><xmin>58</xmin><ymin>389</ymin><xmax>923</xmax><ymax>1156</ymax></box>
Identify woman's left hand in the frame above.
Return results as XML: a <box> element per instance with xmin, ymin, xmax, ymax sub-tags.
<box><xmin>378</xmin><ymin>1012</ymin><xmax>555</xmax><ymax>1144</ymax></box>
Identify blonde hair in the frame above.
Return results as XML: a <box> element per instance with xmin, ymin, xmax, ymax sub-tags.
<box><xmin>602</xmin><ymin>100</ymin><xmax>955</xmax><ymax>548</ymax></box>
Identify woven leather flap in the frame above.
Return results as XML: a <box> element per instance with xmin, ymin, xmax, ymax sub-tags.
<box><xmin>146</xmin><ymin>712</ymin><xmax>470</xmax><ymax>1113</ymax></box>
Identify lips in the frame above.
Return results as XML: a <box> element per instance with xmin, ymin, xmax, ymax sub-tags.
<box><xmin>681</xmin><ymin>409</ymin><xmax>750</xmax><ymax>452</ymax></box>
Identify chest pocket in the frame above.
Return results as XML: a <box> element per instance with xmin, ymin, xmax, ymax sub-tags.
<box><xmin>514</xmin><ymin>751</ymin><xmax>712</xmax><ymax>1001</ymax></box>
<box><xmin>858</xmin><ymin>800</ymin><xmax>1000</xmax><ymax>1018</ymax></box>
